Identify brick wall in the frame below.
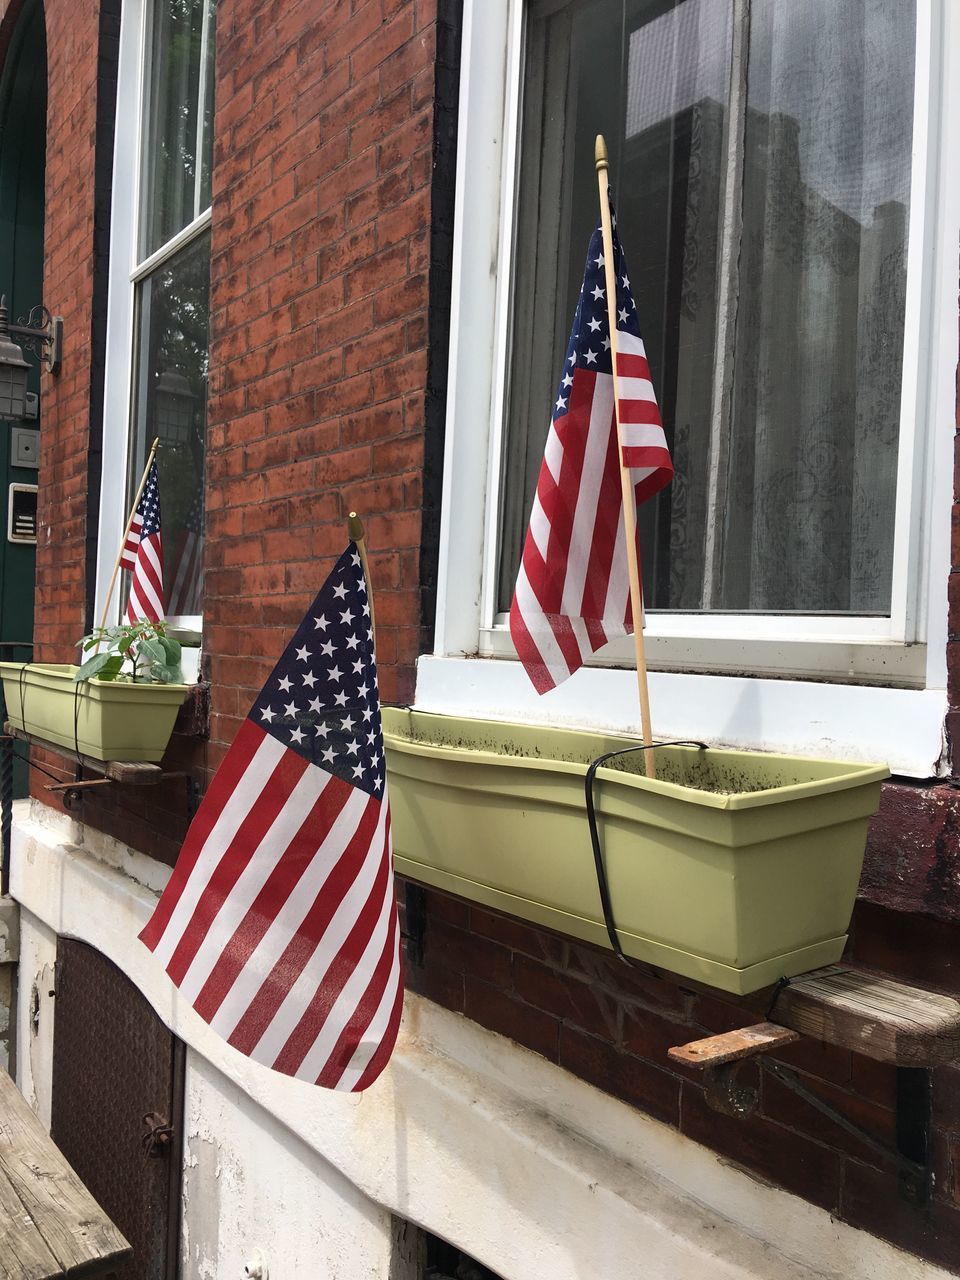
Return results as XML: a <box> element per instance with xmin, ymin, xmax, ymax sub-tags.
<box><xmin>402</xmin><ymin>882</ymin><xmax>960</xmax><ymax>1273</ymax></box>
<box><xmin>198</xmin><ymin>0</ymin><xmax>445</xmax><ymax>792</ymax></box>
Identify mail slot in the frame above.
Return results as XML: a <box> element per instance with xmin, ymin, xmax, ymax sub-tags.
<box><xmin>8</xmin><ymin>484</ymin><xmax>37</xmax><ymax>544</ymax></box>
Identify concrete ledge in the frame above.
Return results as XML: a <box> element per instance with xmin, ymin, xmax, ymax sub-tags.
<box><xmin>9</xmin><ymin>799</ymin><xmax>957</xmax><ymax>1280</ymax></box>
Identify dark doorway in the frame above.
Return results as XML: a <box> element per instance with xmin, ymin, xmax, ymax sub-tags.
<box><xmin>51</xmin><ymin>939</ymin><xmax>184</xmax><ymax>1280</ymax></box>
<box><xmin>0</xmin><ymin>0</ymin><xmax>45</xmax><ymax>795</ymax></box>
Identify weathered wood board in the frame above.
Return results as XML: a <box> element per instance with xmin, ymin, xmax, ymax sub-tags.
<box><xmin>0</xmin><ymin>1068</ymin><xmax>131</xmax><ymax>1278</ymax></box>
<box><xmin>668</xmin><ymin>1022</ymin><xmax>800</xmax><ymax>1069</ymax></box>
<box><xmin>770</xmin><ymin>966</ymin><xmax>960</xmax><ymax>1066</ymax></box>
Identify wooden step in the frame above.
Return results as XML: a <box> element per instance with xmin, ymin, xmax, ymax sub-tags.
<box><xmin>768</xmin><ymin>965</ymin><xmax>960</xmax><ymax>1066</ymax></box>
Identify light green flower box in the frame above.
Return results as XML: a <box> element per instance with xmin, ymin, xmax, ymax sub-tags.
<box><xmin>0</xmin><ymin>662</ymin><xmax>191</xmax><ymax>763</ymax></box>
<box><xmin>383</xmin><ymin>709</ymin><xmax>889</xmax><ymax>995</ymax></box>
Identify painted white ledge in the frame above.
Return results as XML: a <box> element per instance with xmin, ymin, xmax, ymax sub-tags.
<box><xmin>414</xmin><ymin>654</ymin><xmax>947</xmax><ymax>777</ymax></box>
<box><xmin>10</xmin><ymin>800</ymin><xmax>955</xmax><ymax>1280</ymax></box>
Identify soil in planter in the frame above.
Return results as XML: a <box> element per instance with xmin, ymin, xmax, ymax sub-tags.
<box><xmin>390</xmin><ymin>715</ymin><xmax>799</xmax><ymax>796</ymax></box>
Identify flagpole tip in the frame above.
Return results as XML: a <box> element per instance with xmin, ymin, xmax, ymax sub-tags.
<box><xmin>595</xmin><ymin>134</ymin><xmax>609</xmax><ymax>172</ymax></box>
<box><xmin>347</xmin><ymin>511</ymin><xmax>365</xmax><ymax>543</ymax></box>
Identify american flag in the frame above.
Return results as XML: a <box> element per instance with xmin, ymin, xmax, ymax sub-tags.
<box><xmin>139</xmin><ymin>546</ymin><xmax>402</xmax><ymax>1092</ymax></box>
<box><xmin>509</xmin><ymin>208</ymin><xmax>673</xmax><ymax>693</ymax></box>
<box><xmin>167</xmin><ymin>487</ymin><xmax>204</xmax><ymax>616</ymax></box>
<box><xmin>122</xmin><ymin>459</ymin><xmax>166</xmax><ymax>623</ymax></box>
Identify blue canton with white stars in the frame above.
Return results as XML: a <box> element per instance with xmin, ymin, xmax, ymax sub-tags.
<box><xmin>138</xmin><ymin>461</ymin><xmax>163</xmax><ymax>536</ymax></box>
<box><xmin>552</xmin><ymin>207</ymin><xmax>642</xmax><ymax>429</ymax></box>
<box><xmin>250</xmin><ymin>547</ymin><xmax>385</xmax><ymax>800</ymax></box>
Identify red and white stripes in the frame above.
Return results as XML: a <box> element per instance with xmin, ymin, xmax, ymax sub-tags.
<box><xmin>139</xmin><ymin>721</ymin><xmax>401</xmax><ymax>1092</ymax></box>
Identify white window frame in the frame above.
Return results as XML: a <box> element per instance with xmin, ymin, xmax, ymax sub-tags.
<box><xmin>424</xmin><ymin>0</ymin><xmax>960</xmax><ymax>777</ymax></box>
<box><xmin>95</xmin><ymin>0</ymin><xmax>211</xmax><ymax>657</ymax></box>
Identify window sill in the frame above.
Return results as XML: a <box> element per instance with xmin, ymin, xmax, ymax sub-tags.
<box><xmin>479</xmin><ymin>626</ymin><xmax>927</xmax><ymax>686</ymax></box>
<box><xmin>414</xmin><ymin>655</ymin><xmax>946</xmax><ymax>779</ymax></box>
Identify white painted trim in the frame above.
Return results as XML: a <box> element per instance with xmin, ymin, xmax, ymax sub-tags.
<box><xmin>95</xmin><ymin>0</ymin><xmax>148</xmax><ymax>626</ymax></box>
<box><xmin>415</xmin><ymin>655</ymin><xmax>946</xmax><ymax>776</ymax></box>
<box><xmin>429</xmin><ymin>0</ymin><xmax>959</xmax><ymax>765</ymax></box>
<box><xmin>11</xmin><ymin>802</ymin><xmax>957</xmax><ymax>1280</ymax></box>
<box><xmin>95</xmin><ymin>0</ymin><xmax>212</xmax><ymax>630</ymax></box>
<box><xmin>131</xmin><ymin>207</ymin><xmax>212</xmax><ymax>284</ymax></box>
<box><xmin>433</xmin><ymin>0</ymin><xmax>512</xmax><ymax>656</ymax></box>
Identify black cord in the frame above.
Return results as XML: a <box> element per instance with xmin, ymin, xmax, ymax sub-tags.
<box><xmin>765</xmin><ymin>974</ymin><xmax>793</xmax><ymax>1020</ymax></box>
<box><xmin>584</xmin><ymin>739</ymin><xmax>708</xmax><ymax>963</ymax></box>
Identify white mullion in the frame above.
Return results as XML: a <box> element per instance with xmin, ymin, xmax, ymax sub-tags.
<box><xmin>888</xmin><ymin>0</ymin><xmax>938</xmax><ymax>645</ymax></box>
<box><xmin>479</xmin><ymin>0</ymin><xmax>525</xmax><ymax>634</ymax></box>
<box><xmin>95</xmin><ymin>0</ymin><xmax>150</xmax><ymax>626</ymax></box>
<box><xmin>194</xmin><ymin>0</ymin><xmax>213</xmax><ymax>221</ymax></box>
<box><xmin>433</xmin><ymin>0</ymin><xmax>514</xmax><ymax>656</ymax></box>
<box><xmin>131</xmin><ymin>207</ymin><xmax>213</xmax><ymax>284</ymax></box>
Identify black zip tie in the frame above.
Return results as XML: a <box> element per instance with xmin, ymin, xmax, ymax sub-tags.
<box><xmin>584</xmin><ymin>739</ymin><xmax>708</xmax><ymax>964</ymax></box>
<box><xmin>765</xmin><ymin>974</ymin><xmax>793</xmax><ymax>1020</ymax></box>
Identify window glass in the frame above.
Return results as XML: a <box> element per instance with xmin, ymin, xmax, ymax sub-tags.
<box><xmin>140</xmin><ymin>0</ymin><xmax>215</xmax><ymax>258</ymax></box>
<box><xmin>128</xmin><ymin>231</ymin><xmax>209</xmax><ymax>616</ymax></box>
<box><xmin>498</xmin><ymin>0</ymin><xmax>914</xmax><ymax>617</ymax></box>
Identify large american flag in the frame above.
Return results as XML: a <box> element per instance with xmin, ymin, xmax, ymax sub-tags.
<box><xmin>509</xmin><ymin>208</ymin><xmax>673</xmax><ymax>693</ymax></box>
<box><xmin>167</xmin><ymin>486</ymin><xmax>204</xmax><ymax>616</ymax></box>
<box><xmin>122</xmin><ymin>459</ymin><xmax>166</xmax><ymax>623</ymax></box>
<box><xmin>139</xmin><ymin>546</ymin><xmax>402</xmax><ymax>1092</ymax></box>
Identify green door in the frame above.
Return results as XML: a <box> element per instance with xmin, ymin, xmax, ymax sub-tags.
<box><xmin>0</xmin><ymin>0</ymin><xmax>46</xmax><ymax>793</ymax></box>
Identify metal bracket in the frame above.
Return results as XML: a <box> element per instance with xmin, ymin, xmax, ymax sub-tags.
<box><xmin>704</xmin><ymin>1059</ymin><xmax>760</xmax><ymax>1117</ymax></box>
<box><xmin>8</xmin><ymin>305</ymin><xmax>63</xmax><ymax>374</ymax></box>
<box><xmin>762</xmin><ymin>1060</ymin><xmax>932</xmax><ymax>1204</ymax></box>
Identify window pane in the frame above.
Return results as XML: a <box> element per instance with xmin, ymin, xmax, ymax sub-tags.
<box><xmin>130</xmin><ymin>232</ymin><xmax>209</xmax><ymax>617</ymax></box>
<box><xmin>140</xmin><ymin>0</ymin><xmax>215</xmax><ymax>258</ymax></box>
<box><xmin>719</xmin><ymin>0</ymin><xmax>914</xmax><ymax>613</ymax></box>
<box><xmin>498</xmin><ymin>0</ymin><xmax>915</xmax><ymax>619</ymax></box>
<box><xmin>498</xmin><ymin>0</ymin><xmax>732</xmax><ymax>613</ymax></box>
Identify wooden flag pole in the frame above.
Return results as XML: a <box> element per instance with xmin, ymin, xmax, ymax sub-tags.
<box><xmin>595</xmin><ymin>134</ymin><xmax>656</xmax><ymax>778</ymax></box>
<box><xmin>347</xmin><ymin>510</ymin><xmax>377</xmax><ymax>649</ymax></box>
<box><xmin>97</xmin><ymin>437</ymin><xmax>160</xmax><ymax>635</ymax></box>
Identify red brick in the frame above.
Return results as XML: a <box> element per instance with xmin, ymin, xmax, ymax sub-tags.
<box><xmin>681</xmin><ymin>1081</ymin><xmax>842</xmax><ymax>1212</ymax></box>
<box><xmin>559</xmin><ymin>1026</ymin><xmax>680</xmax><ymax>1126</ymax></box>
<box><xmin>464</xmin><ymin>977</ymin><xmax>560</xmax><ymax>1064</ymax></box>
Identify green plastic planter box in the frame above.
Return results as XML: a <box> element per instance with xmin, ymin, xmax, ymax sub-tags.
<box><xmin>383</xmin><ymin>709</ymin><xmax>889</xmax><ymax>994</ymax></box>
<box><xmin>0</xmin><ymin>662</ymin><xmax>191</xmax><ymax>763</ymax></box>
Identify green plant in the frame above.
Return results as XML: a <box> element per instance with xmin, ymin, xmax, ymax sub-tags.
<box><xmin>75</xmin><ymin>619</ymin><xmax>183</xmax><ymax>684</ymax></box>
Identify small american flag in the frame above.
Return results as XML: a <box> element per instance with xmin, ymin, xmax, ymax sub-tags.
<box><xmin>167</xmin><ymin>487</ymin><xmax>204</xmax><ymax>616</ymax></box>
<box><xmin>139</xmin><ymin>546</ymin><xmax>402</xmax><ymax>1092</ymax></box>
<box><xmin>510</xmin><ymin>207</ymin><xmax>673</xmax><ymax>693</ymax></box>
<box><xmin>122</xmin><ymin>460</ymin><xmax>166</xmax><ymax>623</ymax></box>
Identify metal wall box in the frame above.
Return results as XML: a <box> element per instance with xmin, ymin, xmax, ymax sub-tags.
<box><xmin>7</xmin><ymin>483</ymin><xmax>37</xmax><ymax>543</ymax></box>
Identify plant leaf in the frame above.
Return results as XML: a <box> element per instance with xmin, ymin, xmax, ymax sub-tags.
<box><xmin>139</xmin><ymin>637</ymin><xmax>166</xmax><ymax>666</ymax></box>
<box><xmin>75</xmin><ymin>652</ymin><xmax>113</xmax><ymax>681</ymax></box>
<box><xmin>95</xmin><ymin>655</ymin><xmax>125</xmax><ymax>681</ymax></box>
<box><xmin>158</xmin><ymin>637</ymin><xmax>182</xmax><ymax>664</ymax></box>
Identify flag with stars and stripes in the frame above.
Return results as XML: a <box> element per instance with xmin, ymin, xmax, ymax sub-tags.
<box><xmin>167</xmin><ymin>486</ymin><xmax>204</xmax><ymax>616</ymax></box>
<box><xmin>509</xmin><ymin>206</ymin><xmax>673</xmax><ymax>694</ymax></box>
<box><xmin>122</xmin><ymin>459</ymin><xmax>166</xmax><ymax>623</ymax></box>
<box><xmin>139</xmin><ymin>545</ymin><xmax>401</xmax><ymax>1092</ymax></box>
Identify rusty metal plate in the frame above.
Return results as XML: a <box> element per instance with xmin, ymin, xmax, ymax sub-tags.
<box><xmin>51</xmin><ymin>938</ymin><xmax>183</xmax><ymax>1280</ymax></box>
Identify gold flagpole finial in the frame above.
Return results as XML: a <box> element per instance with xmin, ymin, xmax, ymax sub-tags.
<box><xmin>347</xmin><ymin>510</ymin><xmax>365</xmax><ymax>543</ymax></box>
<box><xmin>595</xmin><ymin>133</ymin><xmax>609</xmax><ymax>173</ymax></box>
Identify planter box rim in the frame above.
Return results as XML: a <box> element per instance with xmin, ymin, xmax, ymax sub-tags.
<box><xmin>382</xmin><ymin>708</ymin><xmax>890</xmax><ymax>810</ymax></box>
<box><xmin>0</xmin><ymin>661</ymin><xmax>193</xmax><ymax>700</ymax></box>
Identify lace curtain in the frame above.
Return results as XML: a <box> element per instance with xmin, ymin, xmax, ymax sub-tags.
<box><xmin>499</xmin><ymin>0</ymin><xmax>915</xmax><ymax>618</ymax></box>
